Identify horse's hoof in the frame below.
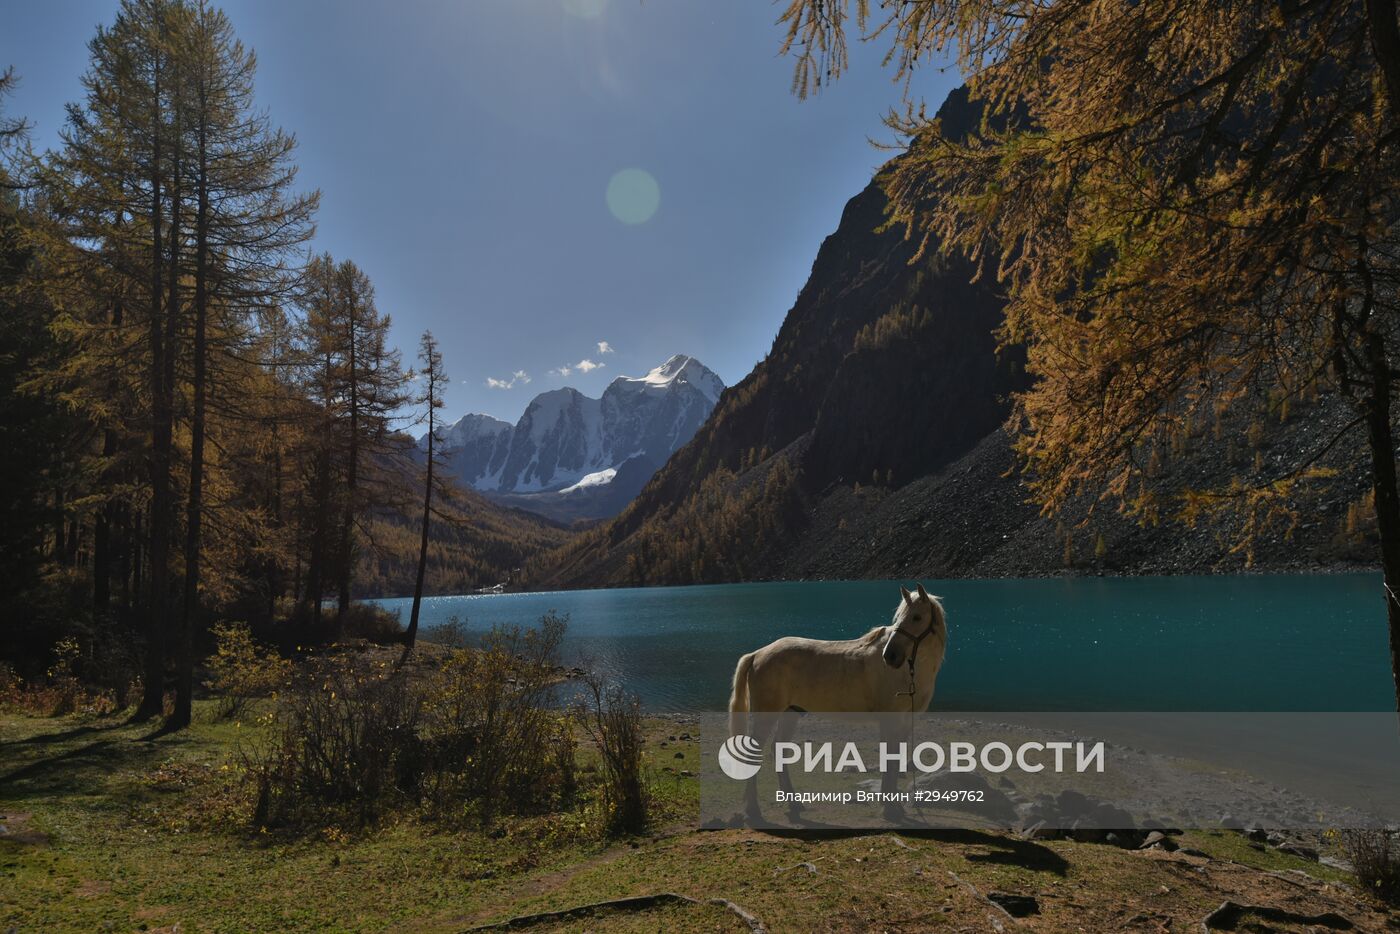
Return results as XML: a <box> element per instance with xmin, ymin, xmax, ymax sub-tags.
<box><xmin>882</xmin><ymin>803</ymin><xmax>907</xmax><ymax>824</ymax></box>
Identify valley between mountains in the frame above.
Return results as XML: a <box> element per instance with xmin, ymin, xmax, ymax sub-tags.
<box><xmin>377</xmin><ymin>86</ymin><xmax>1378</xmax><ymax>597</ymax></box>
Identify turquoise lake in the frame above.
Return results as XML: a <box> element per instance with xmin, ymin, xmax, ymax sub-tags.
<box><xmin>372</xmin><ymin>575</ymin><xmax>1395</xmax><ymax>712</ymax></box>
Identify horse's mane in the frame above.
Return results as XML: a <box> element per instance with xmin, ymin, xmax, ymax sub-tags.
<box><xmin>870</xmin><ymin>595</ymin><xmax>945</xmax><ymax>643</ymax></box>
<box><xmin>858</xmin><ymin>626</ymin><xmax>889</xmax><ymax>646</ymax></box>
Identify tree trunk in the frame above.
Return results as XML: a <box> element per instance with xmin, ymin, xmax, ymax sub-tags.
<box><xmin>151</xmin><ymin>85</ymin><xmax>184</xmax><ymax>728</ymax></box>
<box><xmin>117</xmin><ymin>501</ymin><xmax>132</xmax><ymax>614</ymax></box>
<box><xmin>1364</xmin><ymin>331</ymin><xmax>1400</xmax><ymax>718</ymax></box>
<box><xmin>307</xmin><ymin>447</ymin><xmax>328</xmax><ymax>633</ymax></box>
<box><xmin>399</xmin><ymin>419</ymin><xmax>433</xmax><ymax>668</ymax></box>
<box><xmin>1367</xmin><ymin>0</ymin><xmax>1400</xmax><ymax>122</ymax></box>
<box><xmin>172</xmin><ymin>104</ymin><xmax>209</xmax><ymax>731</ymax></box>
<box><xmin>134</xmin><ymin>53</ymin><xmax>168</xmax><ymax>723</ymax></box>
<box><xmin>94</xmin><ymin>272</ymin><xmax>125</xmax><ymax>622</ymax></box>
<box><xmin>130</xmin><ymin>508</ymin><xmax>142</xmax><ymax>615</ymax></box>
<box><xmin>54</xmin><ymin>490</ymin><xmax>66</xmax><ymax>563</ymax></box>
<box><xmin>335</xmin><ymin>308</ymin><xmax>359</xmax><ymax>641</ymax></box>
<box><xmin>94</xmin><ymin>496</ymin><xmax>111</xmax><ymax>616</ymax></box>
<box><xmin>307</xmin><ymin>340</ymin><xmax>333</xmax><ymax>636</ymax></box>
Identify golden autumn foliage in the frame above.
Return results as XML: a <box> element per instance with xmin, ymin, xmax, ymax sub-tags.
<box><xmin>776</xmin><ymin>0</ymin><xmax>1400</xmax><ymax>706</ymax></box>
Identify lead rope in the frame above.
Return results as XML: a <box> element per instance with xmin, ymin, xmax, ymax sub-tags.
<box><xmin>899</xmin><ymin>658</ymin><xmax>918</xmax><ymax>710</ymax></box>
<box><xmin>892</xmin><ymin>618</ymin><xmax>936</xmax><ymax>709</ymax></box>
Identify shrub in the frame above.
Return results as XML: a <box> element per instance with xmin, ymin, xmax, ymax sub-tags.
<box><xmin>247</xmin><ymin>613</ymin><xmax>576</xmax><ymax>830</ymax></box>
<box><xmin>0</xmin><ymin>663</ymin><xmax>23</xmax><ymax>710</ymax></box>
<box><xmin>578</xmin><ymin>672</ymin><xmax>648</xmax><ymax>836</ymax></box>
<box><xmin>206</xmin><ymin>622</ymin><xmax>293</xmax><ymax>719</ymax></box>
<box><xmin>0</xmin><ymin>636</ymin><xmax>126</xmax><ymax>716</ymax></box>
<box><xmin>340</xmin><ymin>602</ymin><xmax>405</xmax><ymax>644</ymax></box>
<box><xmin>44</xmin><ymin>637</ymin><xmax>82</xmax><ymax>715</ymax></box>
<box><xmin>82</xmin><ymin>614</ymin><xmax>142</xmax><ymax>709</ymax></box>
<box><xmin>248</xmin><ymin>656</ymin><xmax>425</xmax><ymax>827</ymax></box>
<box><xmin>422</xmin><ymin>615</ymin><xmax>470</xmax><ymax>648</ymax></box>
<box><xmin>424</xmin><ymin>613</ymin><xmax>574</xmax><ymax>823</ymax></box>
<box><xmin>1340</xmin><ymin>829</ymin><xmax>1400</xmax><ymax>905</ymax></box>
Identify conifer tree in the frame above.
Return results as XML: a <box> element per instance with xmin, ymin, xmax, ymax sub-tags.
<box><xmin>47</xmin><ymin>0</ymin><xmax>191</xmax><ymax>720</ymax></box>
<box><xmin>168</xmin><ymin>0</ymin><xmax>316</xmax><ymax>728</ymax></box>
<box><xmin>297</xmin><ymin>254</ymin><xmax>408</xmax><ymax>639</ymax></box>
<box><xmin>399</xmin><ymin>330</ymin><xmax>448</xmax><ymax>666</ymax></box>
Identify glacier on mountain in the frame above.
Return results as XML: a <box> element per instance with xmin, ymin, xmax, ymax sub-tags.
<box><xmin>424</xmin><ymin>355</ymin><xmax>724</xmax><ymax>502</ymax></box>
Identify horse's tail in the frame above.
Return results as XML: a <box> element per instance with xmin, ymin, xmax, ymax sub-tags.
<box><xmin>729</xmin><ymin>652</ymin><xmax>754</xmax><ymax>738</ymax></box>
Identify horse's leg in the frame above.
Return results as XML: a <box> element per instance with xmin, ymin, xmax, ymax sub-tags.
<box><xmin>774</xmin><ymin>709</ymin><xmax>802</xmax><ymax>820</ymax></box>
<box><xmin>880</xmin><ymin>712</ymin><xmax>912</xmax><ymax>823</ymax></box>
<box><xmin>743</xmin><ymin>711</ymin><xmax>777</xmax><ymax>823</ymax></box>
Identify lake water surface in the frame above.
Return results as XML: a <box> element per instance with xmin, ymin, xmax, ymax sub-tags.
<box><xmin>372</xmin><ymin>575</ymin><xmax>1394</xmax><ymax>712</ymax></box>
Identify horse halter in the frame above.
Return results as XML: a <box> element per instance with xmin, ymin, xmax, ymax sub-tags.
<box><xmin>890</xmin><ymin>611</ymin><xmax>939</xmax><ymax>704</ymax></box>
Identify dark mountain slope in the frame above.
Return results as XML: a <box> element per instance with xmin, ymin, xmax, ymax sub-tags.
<box><xmin>780</xmin><ymin>392</ymin><xmax>1373</xmax><ymax>581</ymax></box>
<box><xmin>533</xmin><ymin>90</ymin><xmax>1028</xmax><ymax>588</ymax></box>
<box><xmin>530</xmin><ymin>86</ymin><xmax>1375</xmax><ymax>590</ymax></box>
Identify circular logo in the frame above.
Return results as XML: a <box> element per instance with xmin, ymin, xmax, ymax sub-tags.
<box><xmin>718</xmin><ymin>734</ymin><xmax>764</xmax><ymax>780</ymax></box>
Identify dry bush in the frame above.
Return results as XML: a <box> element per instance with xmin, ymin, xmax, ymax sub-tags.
<box><xmin>340</xmin><ymin>602</ymin><xmax>404</xmax><ymax>644</ymax></box>
<box><xmin>578</xmin><ymin>672</ymin><xmax>648</xmax><ymax>836</ymax></box>
<box><xmin>247</xmin><ymin>614</ymin><xmax>576</xmax><ymax>830</ymax></box>
<box><xmin>423</xmin><ymin>613</ymin><xmax>574</xmax><ymax>824</ymax></box>
<box><xmin>1340</xmin><ymin>829</ymin><xmax>1400</xmax><ymax>905</ymax></box>
<box><xmin>248</xmin><ymin>656</ymin><xmax>425</xmax><ymax>827</ymax></box>
<box><xmin>0</xmin><ymin>637</ymin><xmax>128</xmax><ymax>716</ymax></box>
<box><xmin>206</xmin><ymin>622</ymin><xmax>292</xmax><ymax>719</ymax></box>
<box><xmin>0</xmin><ymin>662</ymin><xmax>25</xmax><ymax>710</ymax></box>
<box><xmin>422</xmin><ymin>615</ymin><xmax>469</xmax><ymax>648</ymax></box>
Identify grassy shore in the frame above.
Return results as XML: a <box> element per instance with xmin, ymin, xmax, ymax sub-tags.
<box><xmin>2</xmin><ymin>704</ymin><xmax>1396</xmax><ymax>932</ymax></box>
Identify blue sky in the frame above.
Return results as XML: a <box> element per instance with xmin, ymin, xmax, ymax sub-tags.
<box><xmin>4</xmin><ymin>0</ymin><xmax>959</xmax><ymax>423</ymax></box>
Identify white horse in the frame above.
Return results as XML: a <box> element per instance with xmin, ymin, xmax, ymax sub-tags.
<box><xmin>728</xmin><ymin>583</ymin><xmax>948</xmax><ymax>817</ymax></box>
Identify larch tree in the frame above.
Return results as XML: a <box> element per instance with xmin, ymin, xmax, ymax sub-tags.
<box><xmin>297</xmin><ymin>252</ymin><xmax>340</xmax><ymax>632</ymax></box>
<box><xmin>399</xmin><ymin>330</ymin><xmax>448</xmax><ymax>667</ymax></box>
<box><xmin>46</xmin><ymin>0</ymin><xmax>192</xmax><ymax>721</ymax></box>
<box><xmin>44</xmin><ymin>0</ymin><xmax>316</xmax><ymax>727</ymax></box>
<box><xmin>0</xmin><ymin>76</ymin><xmax>80</xmax><ymax>662</ymax></box>
<box><xmin>776</xmin><ymin>0</ymin><xmax>1400</xmax><ymax>709</ymax></box>
<box><xmin>297</xmin><ymin>253</ymin><xmax>408</xmax><ymax>640</ymax></box>
<box><xmin>168</xmin><ymin>0</ymin><xmax>316</xmax><ymax>728</ymax></box>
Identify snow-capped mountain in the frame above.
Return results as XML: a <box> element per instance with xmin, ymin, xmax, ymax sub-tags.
<box><xmin>425</xmin><ymin>355</ymin><xmax>725</xmax><ymax>518</ymax></box>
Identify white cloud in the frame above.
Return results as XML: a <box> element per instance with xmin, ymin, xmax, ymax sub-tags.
<box><xmin>553</xmin><ymin>358</ymin><xmax>605</xmax><ymax>378</ymax></box>
<box><xmin>596</xmin><ymin>341</ymin><xmax>614</xmax><ymax>354</ymax></box>
<box><xmin>485</xmin><ymin>369</ymin><xmax>531</xmax><ymax>390</ymax></box>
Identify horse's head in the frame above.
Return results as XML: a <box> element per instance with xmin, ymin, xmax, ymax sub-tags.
<box><xmin>881</xmin><ymin>583</ymin><xmax>946</xmax><ymax>669</ymax></box>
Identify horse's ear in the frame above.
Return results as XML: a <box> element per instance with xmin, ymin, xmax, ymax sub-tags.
<box><xmin>900</xmin><ymin>586</ymin><xmax>913</xmax><ymax>604</ymax></box>
<box><xmin>916</xmin><ymin>583</ymin><xmax>929</xmax><ymax>601</ymax></box>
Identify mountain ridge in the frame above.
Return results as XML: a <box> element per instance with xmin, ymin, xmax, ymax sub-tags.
<box><xmin>528</xmin><ymin>86</ymin><xmax>1375</xmax><ymax>589</ymax></box>
<box><xmin>428</xmin><ymin>354</ymin><xmax>724</xmax><ymax>521</ymax></box>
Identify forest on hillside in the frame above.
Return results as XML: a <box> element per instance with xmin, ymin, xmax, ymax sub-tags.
<box><xmin>0</xmin><ymin>0</ymin><xmax>566</xmax><ymax>728</ymax></box>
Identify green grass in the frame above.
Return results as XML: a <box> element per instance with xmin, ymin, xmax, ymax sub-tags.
<box><xmin>2</xmin><ymin>706</ymin><xmax>1393</xmax><ymax>933</ymax></box>
<box><xmin>0</xmin><ymin>704</ymin><xmax>688</xmax><ymax>932</ymax></box>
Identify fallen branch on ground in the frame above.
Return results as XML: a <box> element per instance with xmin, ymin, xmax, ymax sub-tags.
<box><xmin>773</xmin><ymin>860</ymin><xmax>819</xmax><ymax>876</ymax></box>
<box><xmin>462</xmin><ymin>891</ymin><xmax>767</xmax><ymax>933</ymax></box>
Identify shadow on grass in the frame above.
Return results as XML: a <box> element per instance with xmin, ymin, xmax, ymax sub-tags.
<box><xmin>9</xmin><ymin>717</ymin><xmax>133</xmax><ymax>745</ymax></box>
<box><xmin>0</xmin><ymin>720</ymin><xmax>178</xmax><ymax>803</ymax></box>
